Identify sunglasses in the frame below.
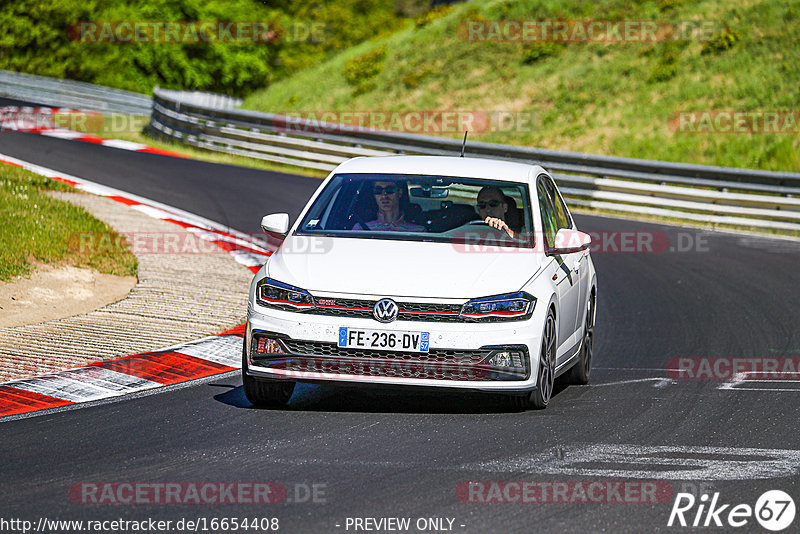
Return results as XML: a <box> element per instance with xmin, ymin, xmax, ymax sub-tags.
<box><xmin>477</xmin><ymin>199</ymin><xmax>502</xmax><ymax>209</ymax></box>
<box><xmin>373</xmin><ymin>186</ymin><xmax>398</xmax><ymax>195</ymax></box>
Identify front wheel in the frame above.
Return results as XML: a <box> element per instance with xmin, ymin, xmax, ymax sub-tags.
<box><xmin>568</xmin><ymin>291</ymin><xmax>595</xmax><ymax>385</ymax></box>
<box><xmin>530</xmin><ymin>309</ymin><xmax>557</xmax><ymax>410</ymax></box>
<box><xmin>242</xmin><ymin>339</ymin><xmax>295</xmax><ymax>407</ymax></box>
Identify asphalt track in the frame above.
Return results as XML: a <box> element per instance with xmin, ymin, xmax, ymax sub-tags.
<box><xmin>2</xmin><ymin>128</ymin><xmax>800</xmax><ymax>533</ymax></box>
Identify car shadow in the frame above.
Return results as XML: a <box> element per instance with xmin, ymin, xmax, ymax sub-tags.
<box><xmin>212</xmin><ymin>380</ymin><xmax>570</xmax><ymax>414</ymax></box>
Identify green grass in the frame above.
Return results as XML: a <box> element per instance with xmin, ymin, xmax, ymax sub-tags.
<box><xmin>0</xmin><ymin>163</ymin><xmax>138</xmax><ymax>281</ymax></box>
<box><xmin>242</xmin><ymin>0</ymin><xmax>800</xmax><ymax>172</ymax></box>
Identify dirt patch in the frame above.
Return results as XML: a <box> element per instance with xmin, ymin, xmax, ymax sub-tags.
<box><xmin>0</xmin><ymin>263</ymin><xmax>136</xmax><ymax>328</ymax></box>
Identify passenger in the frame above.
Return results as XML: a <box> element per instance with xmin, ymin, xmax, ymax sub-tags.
<box><xmin>476</xmin><ymin>185</ymin><xmax>515</xmax><ymax>238</ymax></box>
<box><xmin>357</xmin><ymin>181</ymin><xmax>425</xmax><ymax>232</ymax></box>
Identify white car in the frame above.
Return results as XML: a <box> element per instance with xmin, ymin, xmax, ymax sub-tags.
<box><xmin>243</xmin><ymin>156</ymin><xmax>596</xmax><ymax>410</ymax></box>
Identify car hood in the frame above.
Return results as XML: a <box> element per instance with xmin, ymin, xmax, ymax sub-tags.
<box><xmin>267</xmin><ymin>236</ymin><xmax>545</xmax><ymax>299</ymax></box>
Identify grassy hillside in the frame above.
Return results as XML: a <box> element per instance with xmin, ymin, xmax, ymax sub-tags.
<box><xmin>243</xmin><ymin>0</ymin><xmax>800</xmax><ymax>171</ymax></box>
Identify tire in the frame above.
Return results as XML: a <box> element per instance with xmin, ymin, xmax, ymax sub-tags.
<box><xmin>568</xmin><ymin>291</ymin><xmax>595</xmax><ymax>385</ymax></box>
<box><xmin>530</xmin><ymin>309</ymin><xmax>557</xmax><ymax>410</ymax></box>
<box><xmin>242</xmin><ymin>339</ymin><xmax>295</xmax><ymax>408</ymax></box>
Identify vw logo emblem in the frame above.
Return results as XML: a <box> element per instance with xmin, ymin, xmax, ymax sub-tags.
<box><xmin>373</xmin><ymin>298</ymin><xmax>398</xmax><ymax>323</ymax></box>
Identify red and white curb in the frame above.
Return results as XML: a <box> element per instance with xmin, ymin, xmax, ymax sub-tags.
<box><xmin>39</xmin><ymin>129</ymin><xmax>189</xmax><ymax>158</ymax></box>
<box><xmin>0</xmin><ymin>325</ymin><xmax>246</xmax><ymax>418</ymax></box>
<box><xmin>0</xmin><ymin>152</ymin><xmax>274</xmax><ymax>419</ymax></box>
<box><xmin>1</xmin><ymin>105</ymin><xmax>188</xmax><ymax>158</ymax></box>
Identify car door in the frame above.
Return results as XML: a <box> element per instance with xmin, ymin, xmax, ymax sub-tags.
<box><xmin>545</xmin><ymin>175</ymin><xmax>589</xmax><ymax>334</ymax></box>
<box><xmin>537</xmin><ymin>178</ymin><xmax>579</xmax><ymax>361</ymax></box>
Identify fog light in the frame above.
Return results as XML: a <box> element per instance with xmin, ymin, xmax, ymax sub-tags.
<box><xmin>489</xmin><ymin>350</ymin><xmax>523</xmax><ymax>368</ymax></box>
<box><xmin>255</xmin><ymin>336</ymin><xmax>284</xmax><ymax>354</ymax></box>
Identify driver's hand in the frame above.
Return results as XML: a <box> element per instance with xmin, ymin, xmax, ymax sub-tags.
<box><xmin>484</xmin><ymin>217</ymin><xmax>514</xmax><ymax>238</ymax></box>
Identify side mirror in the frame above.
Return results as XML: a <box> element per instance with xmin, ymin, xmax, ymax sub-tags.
<box><xmin>549</xmin><ymin>228</ymin><xmax>591</xmax><ymax>255</ymax></box>
<box><xmin>261</xmin><ymin>213</ymin><xmax>290</xmax><ymax>240</ymax></box>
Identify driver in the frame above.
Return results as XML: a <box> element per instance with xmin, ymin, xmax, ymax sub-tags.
<box><xmin>476</xmin><ymin>186</ymin><xmax>515</xmax><ymax>238</ymax></box>
<box><xmin>357</xmin><ymin>181</ymin><xmax>425</xmax><ymax>232</ymax></box>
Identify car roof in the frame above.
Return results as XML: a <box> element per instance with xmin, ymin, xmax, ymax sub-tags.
<box><xmin>331</xmin><ymin>156</ymin><xmax>548</xmax><ymax>184</ymax></box>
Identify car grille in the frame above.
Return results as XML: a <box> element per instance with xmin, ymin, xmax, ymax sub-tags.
<box><xmin>275</xmin><ymin>358</ymin><xmax>492</xmax><ymax>381</ymax></box>
<box><xmin>282</xmin><ymin>340</ymin><xmax>489</xmax><ymax>364</ymax></box>
<box><xmin>251</xmin><ymin>339</ymin><xmax>526</xmax><ymax>381</ymax></box>
<box><xmin>309</xmin><ymin>298</ymin><xmax>464</xmax><ymax>322</ymax></box>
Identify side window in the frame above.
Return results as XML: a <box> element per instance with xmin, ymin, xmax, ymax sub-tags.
<box><xmin>542</xmin><ymin>175</ymin><xmax>572</xmax><ymax>230</ymax></box>
<box><xmin>537</xmin><ymin>181</ymin><xmax>558</xmax><ymax>247</ymax></box>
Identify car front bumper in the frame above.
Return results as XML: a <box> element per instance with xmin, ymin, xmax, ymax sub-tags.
<box><xmin>244</xmin><ymin>303</ymin><xmax>546</xmax><ymax>393</ymax></box>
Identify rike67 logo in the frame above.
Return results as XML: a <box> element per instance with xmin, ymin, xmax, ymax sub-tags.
<box><xmin>668</xmin><ymin>490</ymin><xmax>796</xmax><ymax>531</ymax></box>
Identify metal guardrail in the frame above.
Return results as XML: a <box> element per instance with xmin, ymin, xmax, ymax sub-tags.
<box><xmin>155</xmin><ymin>88</ymin><xmax>241</xmax><ymax>111</ymax></box>
<box><xmin>149</xmin><ymin>88</ymin><xmax>800</xmax><ymax>232</ymax></box>
<box><xmin>0</xmin><ymin>70</ymin><xmax>153</xmax><ymax>115</ymax></box>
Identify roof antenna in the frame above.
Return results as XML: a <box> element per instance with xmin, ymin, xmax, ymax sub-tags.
<box><xmin>460</xmin><ymin>130</ymin><xmax>469</xmax><ymax>157</ymax></box>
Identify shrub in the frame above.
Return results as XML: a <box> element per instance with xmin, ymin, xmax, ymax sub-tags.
<box><xmin>701</xmin><ymin>26</ymin><xmax>740</xmax><ymax>54</ymax></box>
<box><xmin>343</xmin><ymin>46</ymin><xmax>387</xmax><ymax>87</ymax></box>
<box><xmin>522</xmin><ymin>42</ymin><xmax>563</xmax><ymax>64</ymax></box>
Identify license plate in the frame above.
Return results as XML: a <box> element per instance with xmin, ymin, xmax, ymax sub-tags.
<box><xmin>338</xmin><ymin>327</ymin><xmax>429</xmax><ymax>353</ymax></box>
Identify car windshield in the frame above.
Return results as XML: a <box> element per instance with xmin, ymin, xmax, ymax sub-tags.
<box><xmin>297</xmin><ymin>173</ymin><xmax>535</xmax><ymax>248</ymax></box>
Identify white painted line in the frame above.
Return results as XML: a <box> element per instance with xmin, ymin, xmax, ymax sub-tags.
<box><xmin>173</xmin><ymin>336</ymin><xmax>242</xmax><ymax>368</ymax></box>
<box><xmin>40</xmin><ymin>130</ymin><xmax>84</xmax><ymax>139</ymax></box>
<box><xmin>595</xmin><ymin>367</ymin><xmax>688</xmax><ymax>373</ymax></box>
<box><xmin>100</xmin><ymin>139</ymin><xmax>148</xmax><ymax>151</ymax></box>
<box><xmin>729</xmin><ymin>379</ymin><xmax>800</xmax><ymax>383</ymax></box>
<box><xmin>719</xmin><ymin>379</ymin><xmax>800</xmax><ymax>392</ymax></box>
<box><xmin>722</xmin><ymin>387</ymin><xmax>800</xmax><ymax>392</ymax></box>
<box><xmin>467</xmin><ymin>444</ymin><xmax>800</xmax><ymax>480</ymax></box>
<box><xmin>589</xmin><ymin>377</ymin><xmax>676</xmax><ymax>388</ymax></box>
<box><xmin>718</xmin><ymin>371</ymin><xmax>800</xmax><ymax>391</ymax></box>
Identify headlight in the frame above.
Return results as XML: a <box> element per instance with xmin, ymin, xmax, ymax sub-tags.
<box><xmin>256</xmin><ymin>278</ymin><xmax>314</xmax><ymax>311</ymax></box>
<box><xmin>460</xmin><ymin>292</ymin><xmax>536</xmax><ymax>322</ymax></box>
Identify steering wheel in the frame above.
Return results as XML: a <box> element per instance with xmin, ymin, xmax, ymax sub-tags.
<box><xmin>460</xmin><ymin>218</ymin><xmax>506</xmax><ymax>232</ymax></box>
